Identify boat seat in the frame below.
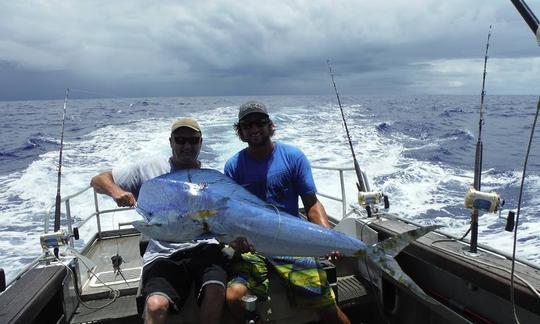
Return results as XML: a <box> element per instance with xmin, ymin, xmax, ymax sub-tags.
<box><xmin>0</xmin><ymin>265</ymin><xmax>69</xmax><ymax>324</ymax></box>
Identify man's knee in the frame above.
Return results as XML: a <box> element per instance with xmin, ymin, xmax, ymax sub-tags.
<box><xmin>226</xmin><ymin>283</ymin><xmax>248</xmax><ymax>303</ymax></box>
<box><xmin>145</xmin><ymin>294</ymin><xmax>170</xmax><ymax>314</ymax></box>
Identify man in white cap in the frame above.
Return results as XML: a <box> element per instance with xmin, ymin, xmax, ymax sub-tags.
<box><xmin>91</xmin><ymin>117</ymin><xmax>227</xmax><ymax>324</ymax></box>
<box><xmin>225</xmin><ymin>102</ymin><xmax>350</xmax><ymax>324</ymax></box>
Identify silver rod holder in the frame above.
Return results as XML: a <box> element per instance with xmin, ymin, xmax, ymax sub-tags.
<box><xmin>339</xmin><ymin>170</ymin><xmax>347</xmax><ymax>218</ymax></box>
<box><xmin>93</xmin><ymin>190</ymin><xmax>102</xmax><ymax>238</ymax></box>
<box><xmin>65</xmin><ymin>199</ymin><xmax>74</xmax><ymax>247</ymax></box>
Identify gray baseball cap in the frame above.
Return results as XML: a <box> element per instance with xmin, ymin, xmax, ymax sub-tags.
<box><xmin>238</xmin><ymin>101</ymin><xmax>269</xmax><ymax>121</ymax></box>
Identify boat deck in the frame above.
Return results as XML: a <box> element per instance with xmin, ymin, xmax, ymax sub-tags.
<box><xmin>69</xmin><ymin>228</ymin><xmax>375</xmax><ymax>324</ymax></box>
<box><xmin>78</xmin><ymin>231</ymin><xmax>142</xmax><ymax>299</ymax></box>
<box><xmin>71</xmin><ymin>230</ymin><xmax>143</xmax><ymax>323</ymax></box>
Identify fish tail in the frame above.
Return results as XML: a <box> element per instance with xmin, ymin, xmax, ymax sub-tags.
<box><xmin>375</xmin><ymin>255</ymin><xmax>435</xmax><ymax>303</ymax></box>
<box><xmin>364</xmin><ymin>225</ymin><xmax>441</xmax><ymax>304</ymax></box>
<box><xmin>374</xmin><ymin>225</ymin><xmax>441</xmax><ymax>258</ymax></box>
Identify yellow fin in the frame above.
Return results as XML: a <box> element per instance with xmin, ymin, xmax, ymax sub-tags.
<box><xmin>188</xmin><ymin>210</ymin><xmax>219</xmax><ymax>220</ymax></box>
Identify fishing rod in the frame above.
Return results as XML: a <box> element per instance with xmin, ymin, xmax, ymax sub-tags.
<box><xmin>463</xmin><ymin>27</ymin><xmax>508</xmax><ymax>254</ymax></box>
<box><xmin>40</xmin><ymin>89</ymin><xmax>79</xmax><ymax>258</ymax></box>
<box><xmin>51</xmin><ymin>89</ymin><xmax>70</xmax><ymax>258</ymax></box>
<box><xmin>53</xmin><ymin>89</ymin><xmax>69</xmax><ymax>234</ymax></box>
<box><xmin>49</xmin><ymin>87</ymin><xmax>127</xmax><ymax>237</ymax></box>
<box><xmin>326</xmin><ymin>60</ymin><xmax>389</xmax><ymax>217</ymax></box>
<box><xmin>326</xmin><ymin>60</ymin><xmax>367</xmax><ymax>192</ymax></box>
<box><xmin>465</xmin><ymin>26</ymin><xmax>498</xmax><ymax>254</ymax></box>
<box><xmin>474</xmin><ymin>25</ymin><xmax>491</xmax><ymax>192</ymax></box>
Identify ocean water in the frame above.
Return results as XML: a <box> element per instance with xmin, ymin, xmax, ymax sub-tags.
<box><xmin>0</xmin><ymin>94</ymin><xmax>539</xmax><ymax>282</ymax></box>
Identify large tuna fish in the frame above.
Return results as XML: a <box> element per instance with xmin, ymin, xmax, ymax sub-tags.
<box><xmin>134</xmin><ymin>168</ymin><xmax>439</xmax><ymax>302</ymax></box>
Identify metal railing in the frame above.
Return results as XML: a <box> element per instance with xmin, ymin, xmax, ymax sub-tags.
<box><xmin>44</xmin><ymin>186</ymin><xmax>133</xmax><ymax>247</ymax></box>
<box><xmin>312</xmin><ymin>165</ymin><xmax>355</xmax><ymax>219</ymax></box>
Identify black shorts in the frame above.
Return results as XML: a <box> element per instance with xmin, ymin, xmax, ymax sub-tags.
<box><xmin>139</xmin><ymin>244</ymin><xmax>227</xmax><ymax>313</ymax></box>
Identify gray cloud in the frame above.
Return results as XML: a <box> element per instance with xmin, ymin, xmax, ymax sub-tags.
<box><xmin>0</xmin><ymin>0</ymin><xmax>539</xmax><ymax>100</ymax></box>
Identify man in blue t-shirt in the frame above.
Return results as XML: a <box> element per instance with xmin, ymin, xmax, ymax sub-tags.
<box><xmin>225</xmin><ymin>101</ymin><xmax>350</xmax><ymax>324</ymax></box>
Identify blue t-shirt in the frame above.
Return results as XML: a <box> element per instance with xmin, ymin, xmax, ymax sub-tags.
<box><xmin>224</xmin><ymin>142</ymin><xmax>317</xmax><ymax>217</ymax></box>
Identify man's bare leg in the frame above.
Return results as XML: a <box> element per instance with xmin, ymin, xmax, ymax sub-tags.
<box><xmin>143</xmin><ymin>294</ymin><xmax>169</xmax><ymax>324</ymax></box>
<box><xmin>226</xmin><ymin>283</ymin><xmax>249</xmax><ymax>324</ymax></box>
<box><xmin>199</xmin><ymin>284</ymin><xmax>226</xmax><ymax>324</ymax></box>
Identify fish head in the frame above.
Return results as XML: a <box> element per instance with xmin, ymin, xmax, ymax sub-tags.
<box><xmin>137</xmin><ymin>177</ymin><xmax>210</xmax><ymax>219</ymax></box>
<box><xmin>134</xmin><ymin>172</ymin><xmax>227</xmax><ymax>242</ymax></box>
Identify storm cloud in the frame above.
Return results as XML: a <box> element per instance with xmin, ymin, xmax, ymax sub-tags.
<box><xmin>1</xmin><ymin>0</ymin><xmax>539</xmax><ymax>100</ymax></box>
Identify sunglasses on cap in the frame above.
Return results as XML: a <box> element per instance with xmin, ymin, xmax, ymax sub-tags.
<box><xmin>238</xmin><ymin>118</ymin><xmax>270</xmax><ymax>130</ymax></box>
<box><xmin>173</xmin><ymin>136</ymin><xmax>201</xmax><ymax>145</ymax></box>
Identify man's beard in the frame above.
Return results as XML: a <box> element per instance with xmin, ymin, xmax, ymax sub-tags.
<box><xmin>172</xmin><ymin>152</ymin><xmax>199</xmax><ymax>167</ymax></box>
<box><xmin>247</xmin><ymin>134</ymin><xmax>271</xmax><ymax>147</ymax></box>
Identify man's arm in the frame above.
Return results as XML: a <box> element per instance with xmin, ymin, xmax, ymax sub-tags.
<box><xmin>90</xmin><ymin>171</ymin><xmax>136</xmax><ymax>207</ymax></box>
<box><xmin>301</xmin><ymin>194</ymin><xmax>331</xmax><ymax>228</ymax></box>
<box><xmin>302</xmin><ymin>193</ymin><xmax>342</xmax><ymax>259</ymax></box>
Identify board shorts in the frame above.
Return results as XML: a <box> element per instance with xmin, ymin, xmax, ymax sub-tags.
<box><xmin>228</xmin><ymin>252</ymin><xmax>336</xmax><ymax>309</ymax></box>
<box><xmin>139</xmin><ymin>244</ymin><xmax>227</xmax><ymax>313</ymax></box>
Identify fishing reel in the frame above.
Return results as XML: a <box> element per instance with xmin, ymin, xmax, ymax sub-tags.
<box><xmin>463</xmin><ymin>188</ymin><xmax>515</xmax><ymax>231</ymax></box>
<box><xmin>358</xmin><ymin>190</ymin><xmax>390</xmax><ymax>218</ymax></box>
<box><xmin>464</xmin><ymin>188</ymin><xmax>503</xmax><ymax>213</ymax></box>
<box><xmin>40</xmin><ymin>228</ymin><xmax>80</xmax><ymax>252</ymax></box>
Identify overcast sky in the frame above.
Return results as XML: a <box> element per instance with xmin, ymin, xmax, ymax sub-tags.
<box><xmin>1</xmin><ymin>0</ymin><xmax>540</xmax><ymax>100</ymax></box>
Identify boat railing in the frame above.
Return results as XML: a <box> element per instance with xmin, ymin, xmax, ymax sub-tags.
<box><xmin>311</xmin><ymin>164</ymin><xmax>355</xmax><ymax>219</ymax></box>
<box><xmin>44</xmin><ymin>186</ymin><xmax>134</xmax><ymax>247</ymax></box>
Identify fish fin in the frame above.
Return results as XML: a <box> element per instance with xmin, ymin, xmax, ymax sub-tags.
<box><xmin>363</xmin><ymin>225</ymin><xmax>441</xmax><ymax>304</ymax></box>
<box><xmin>135</xmin><ymin>206</ymin><xmax>152</xmax><ymax>221</ymax></box>
<box><xmin>377</xmin><ymin>255</ymin><xmax>437</xmax><ymax>304</ymax></box>
<box><xmin>374</xmin><ymin>225</ymin><xmax>441</xmax><ymax>258</ymax></box>
<box><xmin>187</xmin><ymin>197</ymin><xmax>228</xmax><ymax>221</ymax></box>
<box><xmin>188</xmin><ymin>209</ymin><xmax>219</xmax><ymax>221</ymax></box>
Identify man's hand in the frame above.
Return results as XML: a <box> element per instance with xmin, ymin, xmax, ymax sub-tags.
<box><xmin>91</xmin><ymin>171</ymin><xmax>136</xmax><ymax>207</ymax></box>
<box><xmin>112</xmin><ymin>191</ymin><xmax>136</xmax><ymax>207</ymax></box>
<box><xmin>229</xmin><ymin>237</ymin><xmax>255</xmax><ymax>254</ymax></box>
